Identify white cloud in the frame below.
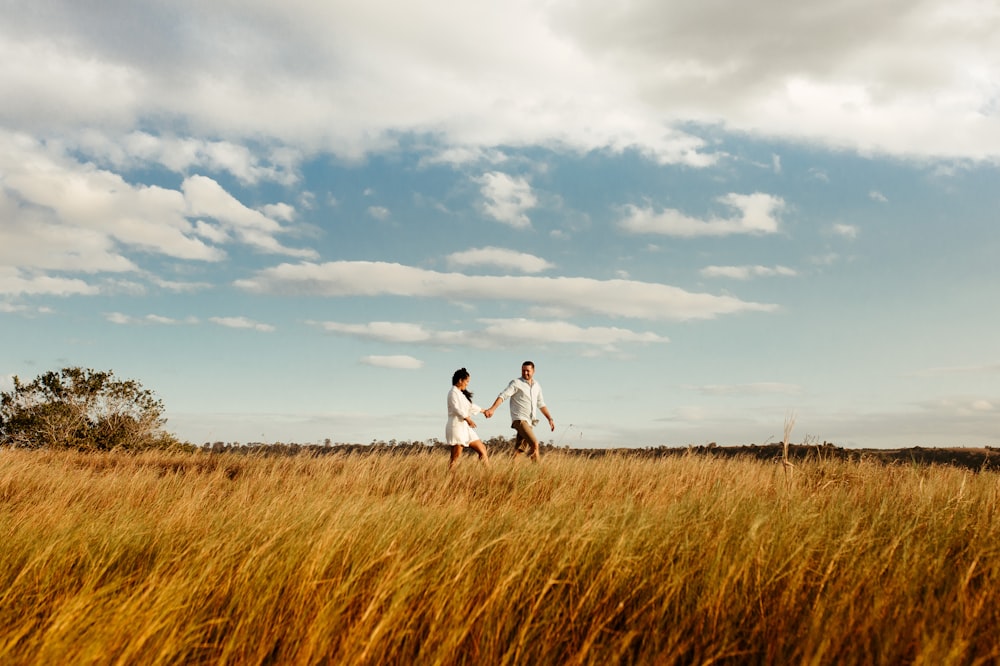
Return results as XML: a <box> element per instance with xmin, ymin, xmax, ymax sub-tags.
<box><xmin>620</xmin><ymin>193</ymin><xmax>785</xmax><ymax>237</ymax></box>
<box><xmin>869</xmin><ymin>190</ymin><xmax>889</xmax><ymax>203</ymax></box>
<box><xmin>360</xmin><ymin>355</ymin><xmax>424</xmax><ymax>370</ymax></box>
<box><xmin>71</xmin><ymin>131</ymin><xmax>300</xmax><ymax>186</ymax></box>
<box><xmin>0</xmin><ymin>267</ymin><xmax>97</xmax><ymax>297</ymax></box>
<box><xmin>152</xmin><ymin>278</ymin><xmax>212</xmax><ymax>293</ymax></box>
<box><xmin>209</xmin><ymin>316</ymin><xmax>275</xmax><ymax>332</ymax></box>
<box><xmin>145</xmin><ymin>314</ymin><xmax>186</xmax><ymax>325</ymax></box>
<box><xmin>692</xmin><ymin>383</ymin><xmax>803</xmax><ymax>396</ymax></box>
<box><xmin>0</xmin><ymin>132</ymin><xmax>317</xmax><ymax>291</ymax></box>
<box><xmin>315</xmin><ymin>321</ymin><xmax>437</xmax><ymax>344</ymax></box>
<box><xmin>367</xmin><ymin>206</ymin><xmax>391</xmax><ymax>220</ymax></box>
<box><xmin>182</xmin><ymin>175</ymin><xmax>316</xmax><ymax>259</ymax></box>
<box><xmin>0</xmin><ymin>132</ymin><xmax>220</xmax><ymax>264</ymax></box>
<box><xmin>831</xmin><ymin>224</ymin><xmax>860</xmax><ymax>240</ymax></box>
<box><xmin>477</xmin><ymin>172</ymin><xmax>537</xmax><ymax>228</ymax></box>
<box><xmin>700</xmin><ymin>265</ymin><xmax>797</xmax><ymax>280</ymax></box>
<box><xmin>421</xmin><ymin>146</ymin><xmax>510</xmax><ymax>167</ymax></box>
<box><xmin>0</xmin><ymin>35</ymin><xmax>141</xmax><ymax>131</ymax></box>
<box><xmin>911</xmin><ymin>362</ymin><xmax>1000</xmax><ymax>377</ymax></box>
<box><xmin>446</xmin><ymin>247</ymin><xmax>554</xmax><ymax>273</ymax></box>
<box><xmin>809</xmin><ymin>168</ymin><xmax>831</xmax><ymax>182</ymax></box>
<box><xmin>810</xmin><ymin>252</ymin><xmax>841</xmax><ymax>266</ymax></box>
<box><xmin>237</xmin><ymin>261</ymin><xmax>778</xmax><ymax>321</ymax></box>
<box><xmin>1</xmin><ymin>1</ymin><xmax>998</xmax><ymax>162</ymax></box>
<box><xmin>106</xmin><ymin>312</ymin><xmax>198</xmax><ymax>325</ymax></box>
<box><xmin>262</xmin><ymin>202</ymin><xmax>297</xmax><ymax>222</ymax></box>
<box><xmin>192</xmin><ymin>220</ymin><xmax>231</xmax><ymax>244</ymax></box>
<box><xmin>474</xmin><ymin>318</ymin><xmax>667</xmax><ymax>348</ymax></box>
<box><xmin>313</xmin><ymin>317</ymin><xmax>667</xmax><ymax>350</ymax></box>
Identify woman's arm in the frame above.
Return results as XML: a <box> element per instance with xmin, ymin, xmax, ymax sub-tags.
<box><xmin>447</xmin><ymin>388</ymin><xmax>468</xmax><ymax>418</ymax></box>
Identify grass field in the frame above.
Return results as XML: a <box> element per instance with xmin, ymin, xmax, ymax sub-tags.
<box><xmin>1</xmin><ymin>447</ymin><xmax>998</xmax><ymax>665</ymax></box>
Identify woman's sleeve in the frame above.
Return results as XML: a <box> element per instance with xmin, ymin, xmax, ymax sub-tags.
<box><xmin>470</xmin><ymin>402</ymin><xmax>483</xmax><ymax>416</ymax></box>
<box><xmin>448</xmin><ymin>389</ymin><xmax>468</xmax><ymax>418</ymax></box>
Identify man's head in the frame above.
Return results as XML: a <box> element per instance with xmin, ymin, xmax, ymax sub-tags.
<box><xmin>521</xmin><ymin>361</ymin><xmax>535</xmax><ymax>381</ymax></box>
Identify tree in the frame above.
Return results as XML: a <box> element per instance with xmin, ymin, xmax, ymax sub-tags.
<box><xmin>0</xmin><ymin>367</ymin><xmax>177</xmax><ymax>451</ymax></box>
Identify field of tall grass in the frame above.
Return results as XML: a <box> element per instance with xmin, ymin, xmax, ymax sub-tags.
<box><xmin>1</xmin><ymin>447</ymin><xmax>998</xmax><ymax>665</ymax></box>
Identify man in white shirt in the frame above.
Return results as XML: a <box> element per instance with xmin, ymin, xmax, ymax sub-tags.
<box><xmin>484</xmin><ymin>361</ymin><xmax>554</xmax><ymax>462</ymax></box>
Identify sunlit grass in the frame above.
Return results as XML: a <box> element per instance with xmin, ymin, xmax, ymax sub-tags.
<box><xmin>1</xmin><ymin>448</ymin><xmax>999</xmax><ymax>664</ymax></box>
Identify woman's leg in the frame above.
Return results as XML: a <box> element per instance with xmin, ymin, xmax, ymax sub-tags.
<box><xmin>449</xmin><ymin>445</ymin><xmax>462</xmax><ymax>471</ymax></box>
<box><xmin>468</xmin><ymin>440</ymin><xmax>490</xmax><ymax>466</ymax></box>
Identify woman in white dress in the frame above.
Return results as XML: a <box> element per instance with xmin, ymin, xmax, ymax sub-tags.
<box><xmin>446</xmin><ymin>368</ymin><xmax>490</xmax><ymax>471</ymax></box>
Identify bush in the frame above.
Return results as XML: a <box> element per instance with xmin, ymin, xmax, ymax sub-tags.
<box><xmin>0</xmin><ymin>367</ymin><xmax>178</xmax><ymax>451</ymax></box>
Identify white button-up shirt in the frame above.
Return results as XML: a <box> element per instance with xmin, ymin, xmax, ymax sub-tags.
<box><xmin>498</xmin><ymin>377</ymin><xmax>545</xmax><ymax>423</ymax></box>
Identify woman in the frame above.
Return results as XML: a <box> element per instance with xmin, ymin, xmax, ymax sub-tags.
<box><xmin>446</xmin><ymin>368</ymin><xmax>490</xmax><ymax>471</ymax></box>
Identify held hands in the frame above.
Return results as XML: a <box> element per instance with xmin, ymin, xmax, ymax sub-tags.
<box><xmin>483</xmin><ymin>408</ymin><xmax>494</xmax><ymax>419</ymax></box>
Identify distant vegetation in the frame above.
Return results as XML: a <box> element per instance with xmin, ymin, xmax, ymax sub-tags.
<box><xmin>199</xmin><ymin>437</ymin><xmax>1000</xmax><ymax>473</ymax></box>
<box><xmin>0</xmin><ymin>367</ymin><xmax>179</xmax><ymax>451</ymax></box>
<box><xmin>1</xmin><ymin>448</ymin><xmax>998</xmax><ymax>664</ymax></box>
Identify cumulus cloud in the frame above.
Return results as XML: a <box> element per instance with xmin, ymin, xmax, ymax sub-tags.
<box><xmin>0</xmin><ymin>302</ymin><xmax>53</xmax><ymax>317</ymax></box>
<box><xmin>691</xmin><ymin>382</ymin><xmax>803</xmax><ymax>396</ymax></box>
<box><xmin>700</xmin><ymin>265</ymin><xmax>797</xmax><ymax>280</ymax></box>
<box><xmin>446</xmin><ymin>247</ymin><xmax>554</xmax><ymax>273</ymax></box>
<box><xmin>71</xmin><ymin>130</ymin><xmax>300</xmax><ymax>186</ymax></box>
<box><xmin>313</xmin><ymin>318</ymin><xmax>667</xmax><ymax>350</ymax></box>
<box><xmin>236</xmin><ymin>261</ymin><xmax>778</xmax><ymax>321</ymax></box>
<box><xmin>911</xmin><ymin>362</ymin><xmax>1000</xmax><ymax>377</ymax></box>
<box><xmin>421</xmin><ymin>146</ymin><xmax>510</xmax><ymax>167</ymax></box>
<box><xmin>0</xmin><ymin>132</ymin><xmax>316</xmax><ymax>291</ymax></box>
<box><xmin>1</xmin><ymin>1</ymin><xmax>998</xmax><ymax>163</ymax></box>
<box><xmin>831</xmin><ymin>224</ymin><xmax>859</xmax><ymax>240</ymax></box>
<box><xmin>473</xmin><ymin>318</ymin><xmax>667</xmax><ymax>349</ymax></box>
<box><xmin>315</xmin><ymin>321</ymin><xmax>437</xmax><ymax>344</ymax></box>
<box><xmin>0</xmin><ymin>267</ymin><xmax>97</xmax><ymax>297</ymax></box>
<box><xmin>105</xmin><ymin>312</ymin><xmax>197</xmax><ymax>325</ymax></box>
<box><xmin>477</xmin><ymin>172</ymin><xmax>537</xmax><ymax>228</ymax></box>
<box><xmin>151</xmin><ymin>278</ymin><xmax>212</xmax><ymax>293</ymax></box>
<box><xmin>869</xmin><ymin>190</ymin><xmax>889</xmax><ymax>203</ymax></box>
<box><xmin>620</xmin><ymin>193</ymin><xmax>785</xmax><ymax>237</ymax></box>
<box><xmin>361</xmin><ymin>355</ymin><xmax>424</xmax><ymax>370</ymax></box>
<box><xmin>0</xmin><ymin>132</ymin><xmax>221</xmax><ymax>263</ymax></box>
<box><xmin>182</xmin><ymin>175</ymin><xmax>316</xmax><ymax>259</ymax></box>
<box><xmin>209</xmin><ymin>316</ymin><xmax>275</xmax><ymax>332</ymax></box>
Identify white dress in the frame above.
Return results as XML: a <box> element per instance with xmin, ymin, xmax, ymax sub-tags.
<box><xmin>446</xmin><ymin>386</ymin><xmax>482</xmax><ymax>447</ymax></box>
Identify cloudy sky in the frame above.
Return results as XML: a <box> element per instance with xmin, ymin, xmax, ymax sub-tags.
<box><xmin>2</xmin><ymin>0</ymin><xmax>998</xmax><ymax>448</ymax></box>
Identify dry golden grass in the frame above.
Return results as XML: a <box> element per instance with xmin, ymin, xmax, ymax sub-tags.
<box><xmin>1</xmin><ymin>447</ymin><xmax>999</xmax><ymax>665</ymax></box>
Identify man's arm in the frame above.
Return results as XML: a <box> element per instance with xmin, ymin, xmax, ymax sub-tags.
<box><xmin>484</xmin><ymin>396</ymin><xmax>503</xmax><ymax>418</ymax></box>
<box><xmin>540</xmin><ymin>406</ymin><xmax>555</xmax><ymax>431</ymax></box>
<box><xmin>484</xmin><ymin>380</ymin><xmax>517</xmax><ymax>418</ymax></box>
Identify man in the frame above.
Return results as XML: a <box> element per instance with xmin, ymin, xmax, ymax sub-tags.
<box><xmin>484</xmin><ymin>361</ymin><xmax>554</xmax><ymax>462</ymax></box>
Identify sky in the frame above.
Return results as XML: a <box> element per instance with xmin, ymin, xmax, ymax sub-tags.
<box><xmin>1</xmin><ymin>0</ymin><xmax>998</xmax><ymax>449</ymax></box>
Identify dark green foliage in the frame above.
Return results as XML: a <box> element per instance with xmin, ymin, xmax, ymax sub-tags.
<box><xmin>0</xmin><ymin>367</ymin><xmax>178</xmax><ymax>451</ymax></box>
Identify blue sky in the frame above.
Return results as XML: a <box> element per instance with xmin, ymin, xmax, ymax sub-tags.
<box><xmin>1</xmin><ymin>0</ymin><xmax>998</xmax><ymax>448</ymax></box>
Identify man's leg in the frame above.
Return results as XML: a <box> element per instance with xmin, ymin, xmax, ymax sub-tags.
<box><xmin>512</xmin><ymin>420</ymin><xmax>540</xmax><ymax>463</ymax></box>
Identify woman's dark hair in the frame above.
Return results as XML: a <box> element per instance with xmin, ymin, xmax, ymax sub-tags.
<box><xmin>452</xmin><ymin>367</ymin><xmax>473</xmax><ymax>401</ymax></box>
